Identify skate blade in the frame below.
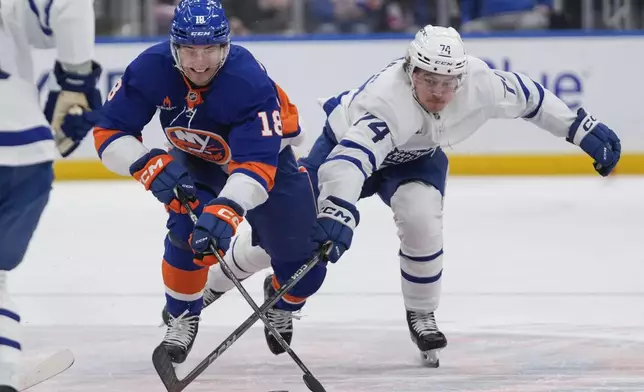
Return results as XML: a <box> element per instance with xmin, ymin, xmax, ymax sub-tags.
<box><xmin>419</xmin><ymin>349</ymin><xmax>441</xmax><ymax>368</ymax></box>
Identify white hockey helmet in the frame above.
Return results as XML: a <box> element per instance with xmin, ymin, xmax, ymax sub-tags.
<box><xmin>405</xmin><ymin>25</ymin><xmax>468</xmax><ymax>92</ymax></box>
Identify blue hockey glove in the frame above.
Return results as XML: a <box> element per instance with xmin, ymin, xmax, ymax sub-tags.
<box><xmin>44</xmin><ymin>61</ymin><xmax>103</xmax><ymax>157</ymax></box>
<box><xmin>313</xmin><ymin>196</ymin><xmax>360</xmax><ymax>263</ymax></box>
<box><xmin>190</xmin><ymin>198</ymin><xmax>245</xmax><ymax>267</ymax></box>
<box><xmin>129</xmin><ymin>149</ymin><xmax>199</xmax><ymax>213</ymax></box>
<box><xmin>567</xmin><ymin>108</ymin><xmax>621</xmax><ymax>176</ymax></box>
<box><xmin>59</xmin><ymin>108</ymin><xmax>102</xmax><ymax>143</ymax></box>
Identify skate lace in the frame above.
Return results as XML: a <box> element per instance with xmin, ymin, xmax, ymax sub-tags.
<box><xmin>164</xmin><ymin>310</ymin><xmax>200</xmax><ymax>349</ymax></box>
<box><xmin>410</xmin><ymin>312</ymin><xmax>438</xmax><ymax>337</ymax></box>
<box><xmin>266</xmin><ymin>309</ymin><xmax>300</xmax><ymax>333</ymax></box>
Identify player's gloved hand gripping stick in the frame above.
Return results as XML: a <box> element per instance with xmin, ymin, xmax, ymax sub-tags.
<box><xmin>152</xmin><ymin>187</ymin><xmax>330</xmax><ymax>392</ymax></box>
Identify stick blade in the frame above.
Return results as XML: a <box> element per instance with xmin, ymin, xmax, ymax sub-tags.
<box><xmin>17</xmin><ymin>349</ymin><xmax>74</xmax><ymax>391</ymax></box>
<box><xmin>303</xmin><ymin>374</ymin><xmax>327</xmax><ymax>392</ymax></box>
<box><xmin>152</xmin><ymin>345</ymin><xmax>184</xmax><ymax>392</ymax></box>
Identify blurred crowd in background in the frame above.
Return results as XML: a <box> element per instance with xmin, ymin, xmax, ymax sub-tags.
<box><xmin>95</xmin><ymin>0</ymin><xmax>644</xmax><ymax>37</ymax></box>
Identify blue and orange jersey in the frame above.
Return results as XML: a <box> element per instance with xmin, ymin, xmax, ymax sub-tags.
<box><xmin>94</xmin><ymin>41</ymin><xmax>301</xmax><ymax>192</ymax></box>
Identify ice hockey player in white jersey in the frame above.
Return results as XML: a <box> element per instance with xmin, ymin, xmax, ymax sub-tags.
<box><xmin>294</xmin><ymin>25</ymin><xmax>621</xmax><ymax>366</ymax></box>
<box><xmin>0</xmin><ymin>0</ymin><xmax>101</xmax><ymax>390</ymax></box>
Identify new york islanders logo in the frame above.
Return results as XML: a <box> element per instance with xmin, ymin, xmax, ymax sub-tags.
<box><xmin>165</xmin><ymin>127</ymin><xmax>231</xmax><ymax>164</ymax></box>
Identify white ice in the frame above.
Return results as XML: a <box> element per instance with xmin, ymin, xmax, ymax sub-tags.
<box><xmin>9</xmin><ymin>176</ymin><xmax>644</xmax><ymax>391</ymax></box>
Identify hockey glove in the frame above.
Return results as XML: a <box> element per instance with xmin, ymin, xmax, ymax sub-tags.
<box><xmin>129</xmin><ymin>149</ymin><xmax>199</xmax><ymax>213</ymax></box>
<box><xmin>44</xmin><ymin>61</ymin><xmax>103</xmax><ymax>157</ymax></box>
<box><xmin>567</xmin><ymin>108</ymin><xmax>621</xmax><ymax>176</ymax></box>
<box><xmin>313</xmin><ymin>196</ymin><xmax>360</xmax><ymax>263</ymax></box>
<box><xmin>190</xmin><ymin>198</ymin><xmax>244</xmax><ymax>267</ymax></box>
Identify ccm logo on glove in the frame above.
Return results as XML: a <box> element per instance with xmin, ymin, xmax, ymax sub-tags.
<box><xmin>571</xmin><ymin>114</ymin><xmax>599</xmax><ymax>145</ymax></box>
<box><xmin>202</xmin><ymin>204</ymin><xmax>242</xmax><ymax>232</ymax></box>
<box><xmin>213</xmin><ymin>206</ymin><xmax>242</xmax><ymax>230</ymax></box>
<box><xmin>135</xmin><ymin>155</ymin><xmax>173</xmax><ymax>189</ymax></box>
<box><xmin>320</xmin><ymin>204</ymin><xmax>356</xmax><ymax>227</ymax></box>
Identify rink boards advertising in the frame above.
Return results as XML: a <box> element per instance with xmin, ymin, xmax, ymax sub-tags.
<box><xmin>30</xmin><ymin>32</ymin><xmax>644</xmax><ymax>180</ymax></box>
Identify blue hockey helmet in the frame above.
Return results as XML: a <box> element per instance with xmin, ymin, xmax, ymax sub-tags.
<box><xmin>170</xmin><ymin>0</ymin><xmax>230</xmax><ymax>46</ymax></box>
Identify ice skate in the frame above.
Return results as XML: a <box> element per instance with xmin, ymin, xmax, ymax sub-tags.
<box><xmin>263</xmin><ymin>274</ymin><xmax>294</xmax><ymax>355</ymax></box>
<box><xmin>160</xmin><ymin>311</ymin><xmax>200</xmax><ymax>364</ymax></box>
<box><xmin>406</xmin><ymin>310</ymin><xmax>447</xmax><ymax>367</ymax></box>
<box><xmin>161</xmin><ymin>287</ymin><xmax>223</xmax><ymax>327</ymax></box>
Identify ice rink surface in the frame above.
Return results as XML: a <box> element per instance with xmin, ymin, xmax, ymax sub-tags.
<box><xmin>10</xmin><ymin>176</ymin><xmax>644</xmax><ymax>391</ymax></box>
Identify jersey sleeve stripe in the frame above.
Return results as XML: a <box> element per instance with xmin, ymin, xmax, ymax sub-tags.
<box><xmin>93</xmin><ymin>127</ymin><xmax>133</xmax><ymax>158</ymax></box>
<box><xmin>0</xmin><ymin>126</ymin><xmax>53</xmax><ymax>147</ymax></box>
<box><xmin>282</xmin><ymin>126</ymin><xmax>301</xmax><ymax>139</ymax></box>
<box><xmin>512</xmin><ymin>72</ymin><xmax>531</xmax><ymax>102</ymax></box>
<box><xmin>325</xmin><ymin>155</ymin><xmax>368</xmax><ymax>179</ymax></box>
<box><xmin>339</xmin><ymin>139</ymin><xmax>377</xmax><ymax>170</ymax></box>
<box><xmin>274</xmin><ymin>83</ymin><xmax>301</xmax><ymax>138</ymax></box>
<box><xmin>231</xmin><ymin>168</ymin><xmax>268</xmax><ymax>192</ymax></box>
<box><xmin>228</xmin><ymin>161</ymin><xmax>277</xmax><ymax>191</ymax></box>
<box><xmin>524</xmin><ymin>80</ymin><xmax>545</xmax><ymax>119</ymax></box>
<box><xmin>27</xmin><ymin>0</ymin><xmax>54</xmax><ymax>36</ymax></box>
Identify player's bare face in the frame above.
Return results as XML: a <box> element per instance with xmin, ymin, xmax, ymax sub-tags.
<box><xmin>178</xmin><ymin>44</ymin><xmax>226</xmax><ymax>86</ymax></box>
<box><xmin>412</xmin><ymin>69</ymin><xmax>457</xmax><ymax>112</ymax></box>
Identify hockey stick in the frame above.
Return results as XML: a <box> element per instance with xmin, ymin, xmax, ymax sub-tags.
<box><xmin>17</xmin><ymin>349</ymin><xmax>74</xmax><ymax>391</ymax></box>
<box><xmin>152</xmin><ymin>189</ymin><xmax>328</xmax><ymax>392</ymax></box>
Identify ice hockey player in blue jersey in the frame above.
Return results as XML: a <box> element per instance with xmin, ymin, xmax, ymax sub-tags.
<box><xmin>298</xmin><ymin>25</ymin><xmax>621</xmax><ymax>367</ymax></box>
<box><xmin>0</xmin><ymin>0</ymin><xmax>102</xmax><ymax>389</ymax></box>
<box><xmin>93</xmin><ymin>0</ymin><xmax>324</xmax><ymax>364</ymax></box>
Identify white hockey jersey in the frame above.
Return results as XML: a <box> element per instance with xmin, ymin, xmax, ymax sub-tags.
<box><xmin>0</xmin><ymin>0</ymin><xmax>95</xmax><ymax>166</ymax></box>
<box><xmin>317</xmin><ymin>56</ymin><xmax>578</xmax><ymax>204</ymax></box>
